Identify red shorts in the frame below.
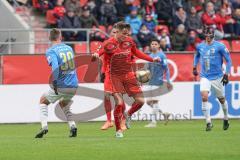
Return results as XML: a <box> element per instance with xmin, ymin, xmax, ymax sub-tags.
<box><xmin>110</xmin><ymin>72</ymin><xmax>142</xmax><ymax>96</ymax></box>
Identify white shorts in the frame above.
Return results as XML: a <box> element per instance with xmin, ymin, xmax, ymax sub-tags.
<box><xmin>200</xmin><ymin>77</ymin><xmax>225</xmax><ymax>98</ymax></box>
<box><xmin>43</xmin><ymin>88</ymin><xmax>76</xmax><ymax>103</ymax></box>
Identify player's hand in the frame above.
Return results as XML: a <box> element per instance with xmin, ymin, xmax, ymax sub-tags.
<box><xmin>193</xmin><ymin>67</ymin><xmax>198</xmax><ymax>76</ymax></box>
<box><xmin>91</xmin><ymin>53</ymin><xmax>99</xmax><ymax>61</ymax></box>
<box><xmin>52</xmin><ymin>80</ymin><xmax>58</xmax><ymax>95</ymax></box>
<box><xmin>221</xmin><ymin>74</ymin><xmax>229</xmax><ymax>86</ymax></box>
<box><xmin>153</xmin><ymin>57</ymin><xmax>161</xmax><ymax>62</ymax></box>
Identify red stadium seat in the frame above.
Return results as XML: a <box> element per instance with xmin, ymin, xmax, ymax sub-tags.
<box><xmin>80</xmin><ymin>0</ymin><xmax>88</xmax><ymax>7</ymax></box>
<box><xmin>219</xmin><ymin>40</ymin><xmax>231</xmax><ymax>51</ymax></box>
<box><xmin>74</xmin><ymin>42</ymin><xmax>87</xmax><ymax>54</ymax></box>
<box><xmin>231</xmin><ymin>40</ymin><xmax>240</xmax><ymax>51</ymax></box>
<box><xmin>90</xmin><ymin>41</ymin><xmax>102</xmax><ymax>53</ymax></box>
<box><xmin>155</xmin><ymin>25</ymin><xmax>169</xmax><ymax>34</ymax></box>
<box><xmin>46</xmin><ymin>10</ymin><xmax>57</xmax><ymax>25</ymax></box>
<box><xmin>32</xmin><ymin>0</ymin><xmax>40</xmax><ymax>8</ymax></box>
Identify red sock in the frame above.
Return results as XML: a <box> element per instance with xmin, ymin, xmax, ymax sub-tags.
<box><xmin>114</xmin><ymin>104</ymin><xmax>123</xmax><ymax>131</ymax></box>
<box><xmin>121</xmin><ymin>103</ymin><xmax>126</xmax><ymax>121</ymax></box>
<box><xmin>104</xmin><ymin>97</ymin><xmax>112</xmax><ymax>122</ymax></box>
<box><xmin>128</xmin><ymin>102</ymin><xmax>143</xmax><ymax>116</ymax></box>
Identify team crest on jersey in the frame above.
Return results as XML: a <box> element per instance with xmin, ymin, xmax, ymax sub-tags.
<box><xmin>120</xmin><ymin>40</ymin><xmax>132</xmax><ymax>50</ymax></box>
<box><xmin>104</xmin><ymin>42</ymin><xmax>117</xmax><ymax>53</ymax></box>
<box><xmin>210</xmin><ymin>48</ymin><xmax>215</xmax><ymax>55</ymax></box>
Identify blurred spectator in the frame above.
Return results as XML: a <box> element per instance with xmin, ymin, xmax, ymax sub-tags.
<box><xmin>64</xmin><ymin>0</ymin><xmax>81</xmax><ymax>16</ymax></box>
<box><xmin>186</xmin><ymin>6</ymin><xmax>203</xmax><ymax>34</ymax></box>
<box><xmin>137</xmin><ymin>24</ymin><xmax>156</xmax><ymax>49</ymax></box>
<box><xmin>125</xmin><ymin>6</ymin><xmax>142</xmax><ymax>35</ymax></box>
<box><xmin>160</xmin><ymin>38</ymin><xmax>171</xmax><ymax>51</ymax></box>
<box><xmin>53</xmin><ymin>0</ymin><xmax>66</xmax><ymax>20</ymax></box>
<box><xmin>233</xmin><ymin>8</ymin><xmax>240</xmax><ymax>35</ymax></box>
<box><xmin>220</xmin><ymin>8</ymin><xmax>235</xmax><ymax>35</ymax></box>
<box><xmin>100</xmin><ymin>0</ymin><xmax>117</xmax><ymax>26</ymax></box>
<box><xmin>143</xmin><ymin>0</ymin><xmax>158</xmax><ymax>20</ymax></box>
<box><xmin>155</xmin><ymin>0</ymin><xmax>173</xmax><ymax>25</ymax></box>
<box><xmin>186</xmin><ymin>30</ymin><xmax>202</xmax><ymax>51</ymax></box>
<box><xmin>79</xmin><ymin>6</ymin><xmax>99</xmax><ymax>28</ymax></box>
<box><xmin>157</xmin><ymin>29</ymin><xmax>171</xmax><ymax>49</ymax></box>
<box><xmin>142</xmin><ymin>14</ymin><xmax>157</xmax><ymax>32</ymax></box>
<box><xmin>116</xmin><ymin>0</ymin><xmax>133</xmax><ymax>20</ymax></box>
<box><xmin>125</xmin><ymin>6</ymin><xmax>142</xmax><ymax>47</ymax></box>
<box><xmin>206</xmin><ymin>0</ymin><xmax>222</xmax><ymax>12</ymax></box>
<box><xmin>201</xmin><ymin>2</ymin><xmax>224</xmax><ymax>40</ymax></box>
<box><xmin>58</xmin><ymin>9</ymin><xmax>82</xmax><ymax>41</ymax></box>
<box><xmin>232</xmin><ymin>0</ymin><xmax>240</xmax><ymax>9</ymax></box>
<box><xmin>186</xmin><ymin>0</ymin><xmax>205</xmax><ymax>13</ymax></box>
<box><xmin>171</xmin><ymin>24</ymin><xmax>188</xmax><ymax>51</ymax></box>
<box><xmin>173</xmin><ymin>7</ymin><xmax>188</xmax><ymax>30</ymax></box>
<box><xmin>222</xmin><ymin>0</ymin><xmax>233</xmax><ymax>16</ymax></box>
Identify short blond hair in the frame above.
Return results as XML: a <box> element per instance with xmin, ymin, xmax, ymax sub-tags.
<box><xmin>49</xmin><ymin>28</ymin><xmax>61</xmax><ymax>41</ymax></box>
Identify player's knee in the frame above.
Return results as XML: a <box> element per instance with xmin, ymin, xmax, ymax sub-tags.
<box><xmin>40</xmin><ymin>96</ymin><xmax>50</xmax><ymax>105</ymax></box>
<box><xmin>218</xmin><ymin>97</ymin><xmax>225</xmax><ymax>104</ymax></box>
<box><xmin>104</xmin><ymin>93</ymin><xmax>111</xmax><ymax>100</ymax></box>
<box><xmin>201</xmin><ymin>93</ymin><xmax>208</xmax><ymax>102</ymax></box>
<box><xmin>135</xmin><ymin>98</ymin><xmax>145</xmax><ymax>106</ymax></box>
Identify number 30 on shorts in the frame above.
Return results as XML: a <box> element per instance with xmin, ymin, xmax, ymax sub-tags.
<box><xmin>59</xmin><ymin>52</ymin><xmax>75</xmax><ymax>70</ymax></box>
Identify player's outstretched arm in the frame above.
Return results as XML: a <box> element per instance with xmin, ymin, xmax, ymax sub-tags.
<box><xmin>133</xmin><ymin>48</ymin><xmax>155</xmax><ymax>62</ymax></box>
<box><xmin>91</xmin><ymin>44</ymin><xmax>104</xmax><ymax>61</ymax></box>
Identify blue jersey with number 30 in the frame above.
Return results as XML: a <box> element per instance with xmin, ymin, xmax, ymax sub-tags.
<box><xmin>46</xmin><ymin>43</ymin><xmax>78</xmax><ymax>88</ymax></box>
<box><xmin>194</xmin><ymin>40</ymin><xmax>232</xmax><ymax>80</ymax></box>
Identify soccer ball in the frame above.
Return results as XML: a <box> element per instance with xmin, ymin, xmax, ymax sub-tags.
<box><xmin>136</xmin><ymin>70</ymin><xmax>151</xmax><ymax>83</ymax></box>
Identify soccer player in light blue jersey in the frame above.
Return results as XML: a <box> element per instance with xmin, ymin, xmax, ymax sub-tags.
<box><xmin>35</xmin><ymin>29</ymin><xmax>79</xmax><ymax>138</ymax></box>
<box><xmin>193</xmin><ymin>26</ymin><xmax>232</xmax><ymax>131</ymax></box>
<box><xmin>145</xmin><ymin>39</ymin><xmax>172</xmax><ymax>128</ymax></box>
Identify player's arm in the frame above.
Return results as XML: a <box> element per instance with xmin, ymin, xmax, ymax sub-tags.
<box><xmin>163</xmin><ymin>57</ymin><xmax>171</xmax><ymax>83</ymax></box>
<box><xmin>92</xmin><ymin>44</ymin><xmax>104</xmax><ymax>61</ymax></box>
<box><xmin>132</xmin><ymin>46</ymin><xmax>159</xmax><ymax>62</ymax></box>
<box><xmin>221</xmin><ymin>46</ymin><xmax>232</xmax><ymax>75</ymax></box>
<box><xmin>193</xmin><ymin>46</ymin><xmax>200</xmax><ymax>76</ymax></box>
<box><xmin>46</xmin><ymin>52</ymin><xmax>59</xmax><ymax>94</ymax></box>
<box><xmin>220</xmin><ymin>45</ymin><xmax>232</xmax><ymax>85</ymax></box>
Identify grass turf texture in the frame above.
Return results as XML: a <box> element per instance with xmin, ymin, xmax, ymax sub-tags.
<box><xmin>0</xmin><ymin>120</ymin><xmax>239</xmax><ymax>160</ymax></box>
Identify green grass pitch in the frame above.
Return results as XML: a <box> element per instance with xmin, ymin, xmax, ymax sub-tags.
<box><xmin>0</xmin><ymin>120</ymin><xmax>239</xmax><ymax>160</ymax></box>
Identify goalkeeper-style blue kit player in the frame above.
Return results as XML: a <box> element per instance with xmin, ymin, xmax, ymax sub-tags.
<box><xmin>35</xmin><ymin>28</ymin><xmax>79</xmax><ymax>138</ymax></box>
<box><xmin>193</xmin><ymin>26</ymin><xmax>232</xmax><ymax>131</ymax></box>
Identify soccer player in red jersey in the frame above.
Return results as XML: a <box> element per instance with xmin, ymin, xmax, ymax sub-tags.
<box><xmin>99</xmin><ymin>24</ymin><xmax>127</xmax><ymax>130</ymax></box>
<box><xmin>93</xmin><ymin>22</ymin><xmax>160</xmax><ymax>138</ymax></box>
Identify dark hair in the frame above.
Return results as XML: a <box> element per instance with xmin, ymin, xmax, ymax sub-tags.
<box><xmin>116</xmin><ymin>22</ymin><xmax>131</xmax><ymax>31</ymax></box>
<box><xmin>150</xmin><ymin>38</ymin><xmax>160</xmax><ymax>44</ymax></box>
<box><xmin>49</xmin><ymin>28</ymin><xmax>61</xmax><ymax>41</ymax></box>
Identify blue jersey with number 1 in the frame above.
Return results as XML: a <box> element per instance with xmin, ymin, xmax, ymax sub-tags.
<box><xmin>46</xmin><ymin>43</ymin><xmax>78</xmax><ymax>88</ymax></box>
<box><xmin>194</xmin><ymin>40</ymin><xmax>232</xmax><ymax>80</ymax></box>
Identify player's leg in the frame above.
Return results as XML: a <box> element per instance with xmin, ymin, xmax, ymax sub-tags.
<box><xmin>35</xmin><ymin>96</ymin><xmax>50</xmax><ymax>138</ymax></box>
<box><xmin>113</xmin><ymin>92</ymin><xmax>125</xmax><ymax>138</ymax></box>
<box><xmin>120</xmin><ymin>101</ymin><xmax>127</xmax><ymax>131</ymax></box>
<box><xmin>101</xmin><ymin>92</ymin><xmax>114</xmax><ymax>130</ymax></box>
<box><xmin>145</xmin><ymin>100</ymin><xmax>158</xmax><ymax>127</ymax></box>
<box><xmin>200</xmin><ymin>78</ymin><xmax>213</xmax><ymax>131</ymax></box>
<box><xmin>212</xmin><ymin>78</ymin><xmax>229</xmax><ymax>130</ymax></box>
<box><xmin>59</xmin><ymin>99</ymin><xmax>77</xmax><ymax>137</ymax></box>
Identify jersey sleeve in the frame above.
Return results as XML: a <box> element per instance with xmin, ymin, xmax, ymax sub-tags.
<box><xmin>220</xmin><ymin>44</ymin><xmax>232</xmax><ymax>74</ymax></box>
<box><xmin>131</xmin><ymin>42</ymin><xmax>154</xmax><ymax>62</ymax></box>
<box><xmin>46</xmin><ymin>50</ymin><xmax>59</xmax><ymax>81</ymax></box>
<box><xmin>193</xmin><ymin>45</ymin><xmax>200</xmax><ymax>67</ymax></box>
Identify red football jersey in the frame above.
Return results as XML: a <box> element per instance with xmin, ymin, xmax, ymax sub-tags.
<box><xmin>97</xmin><ymin>37</ymin><xmax>154</xmax><ymax>76</ymax></box>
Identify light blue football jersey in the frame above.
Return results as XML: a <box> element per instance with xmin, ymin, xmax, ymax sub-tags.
<box><xmin>46</xmin><ymin>43</ymin><xmax>78</xmax><ymax>88</ymax></box>
<box><xmin>194</xmin><ymin>40</ymin><xmax>232</xmax><ymax>80</ymax></box>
